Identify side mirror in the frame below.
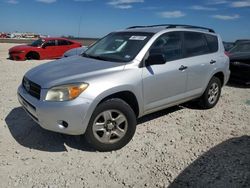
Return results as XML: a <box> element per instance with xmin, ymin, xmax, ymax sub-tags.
<box><xmin>41</xmin><ymin>44</ymin><xmax>46</xmax><ymax>49</ymax></box>
<box><xmin>145</xmin><ymin>54</ymin><xmax>166</xmax><ymax>66</ymax></box>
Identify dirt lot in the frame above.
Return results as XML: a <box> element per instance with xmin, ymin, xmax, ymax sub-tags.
<box><xmin>0</xmin><ymin>43</ymin><xmax>249</xmax><ymax>188</ymax></box>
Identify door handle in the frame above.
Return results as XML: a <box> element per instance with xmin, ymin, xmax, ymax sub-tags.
<box><xmin>179</xmin><ymin>65</ymin><xmax>188</xmax><ymax>71</ymax></box>
<box><xmin>210</xmin><ymin>60</ymin><xmax>216</xmax><ymax>64</ymax></box>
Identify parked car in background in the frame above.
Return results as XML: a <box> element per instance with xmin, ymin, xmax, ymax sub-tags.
<box><xmin>0</xmin><ymin>33</ymin><xmax>7</xmax><ymax>38</ymax></box>
<box><xmin>228</xmin><ymin>41</ymin><xmax>250</xmax><ymax>85</ymax></box>
<box><xmin>223</xmin><ymin>41</ymin><xmax>235</xmax><ymax>52</ymax></box>
<box><xmin>63</xmin><ymin>46</ymin><xmax>88</xmax><ymax>58</ymax></box>
<box><xmin>235</xmin><ymin>39</ymin><xmax>250</xmax><ymax>45</ymax></box>
<box><xmin>9</xmin><ymin>38</ymin><xmax>82</xmax><ymax>61</ymax></box>
<box><xmin>18</xmin><ymin>24</ymin><xmax>230</xmax><ymax>151</ymax></box>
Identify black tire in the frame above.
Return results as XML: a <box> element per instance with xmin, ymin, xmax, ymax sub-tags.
<box><xmin>199</xmin><ymin>76</ymin><xmax>222</xmax><ymax>109</ymax></box>
<box><xmin>26</xmin><ymin>52</ymin><xmax>40</xmax><ymax>60</ymax></box>
<box><xmin>84</xmin><ymin>98</ymin><xmax>137</xmax><ymax>152</ymax></box>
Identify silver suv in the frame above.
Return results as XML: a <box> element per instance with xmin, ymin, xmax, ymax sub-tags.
<box><xmin>18</xmin><ymin>24</ymin><xmax>230</xmax><ymax>151</ymax></box>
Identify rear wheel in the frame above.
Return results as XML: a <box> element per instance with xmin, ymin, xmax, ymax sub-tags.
<box><xmin>199</xmin><ymin>77</ymin><xmax>222</xmax><ymax>109</ymax></box>
<box><xmin>26</xmin><ymin>52</ymin><xmax>40</xmax><ymax>60</ymax></box>
<box><xmin>84</xmin><ymin>98</ymin><xmax>136</xmax><ymax>151</ymax></box>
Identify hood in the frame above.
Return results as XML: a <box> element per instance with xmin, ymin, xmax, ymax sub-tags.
<box><xmin>9</xmin><ymin>44</ymin><xmax>35</xmax><ymax>52</ymax></box>
<box><xmin>63</xmin><ymin>46</ymin><xmax>88</xmax><ymax>57</ymax></box>
<box><xmin>229</xmin><ymin>52</ymin><xmax>250</xmax><ymax>63</ymax></box>
<box><xmin>25</xmin><ymin>55</ymin><xmax>125</xmax><ymax>88</ymax></box>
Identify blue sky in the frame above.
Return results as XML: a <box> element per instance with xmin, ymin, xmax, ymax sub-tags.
<box><xmin>0</xmin><ymin>0</ymin><xmax>250</xmax><ymax>41</ymax></box>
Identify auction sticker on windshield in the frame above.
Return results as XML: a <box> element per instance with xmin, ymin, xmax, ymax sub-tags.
<box><xmin>129</xmin><ymin>36</ymin><xmax>147</xmax><ymax>40</ymax></box>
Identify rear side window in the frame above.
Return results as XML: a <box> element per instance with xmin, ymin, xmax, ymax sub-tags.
<box><xmin>205</xmin><ymin>34</ymin><xmax>218</xmax><ymax>53</ymax></box>
<box><xmin>184</xmin><ymin>32</ymin><xmax>210</xmax><ymax>57</ymax></box>
<box><xmin>58</xmin><ymin>40</ymin><xmax>72</xmax><ymax>46</ymax></box>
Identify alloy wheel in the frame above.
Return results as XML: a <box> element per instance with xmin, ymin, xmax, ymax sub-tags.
<box><xmin>208</xmin><ymin>83</ymin><xmax>219</xmax><ymax>104</ymax></box>
<box><xmin>92</xmin><ymin>110</ymin><xmax>128</xmax><ymax>144</ymax></box>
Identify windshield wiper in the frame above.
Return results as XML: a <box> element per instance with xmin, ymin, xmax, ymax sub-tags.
<box><xmin>81</xmin><ymin>53</ymin><xmax>89</xmax><ymax>58</ymax></box>
<box><xmin>82</xmin><ymin>53</ymin><xmax>108</xmax><ymax>61</ymax></box>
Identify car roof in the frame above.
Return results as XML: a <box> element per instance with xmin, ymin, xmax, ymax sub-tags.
<box><xmin>123</xmin><ymin>24</ymin><xmax>216</xmax><ymax>35</ymax></box>
<box><xmin>41</xmin><ymin>37</ymin><xmax>71</xmax><ymax>41</ymax></box>
<box><xmin>236</xmin><ymin>41</ymin><xmax>250</xmax><ymax>45</ymax></box>
<box><xmin>125</xmin><ymin>26</ymin><xmax>168</xmax><ymax>33</ymax></box>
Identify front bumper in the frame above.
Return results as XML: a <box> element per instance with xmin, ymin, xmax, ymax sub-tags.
<box><xmin>17</xmin><ymin>85</ymin><xmax>93</xmax><ymax>135</ymax></box>
<box><xmin>9</xmin><ymin>52</ymin><xmax>26</xmax><ymax>61</ymax></box>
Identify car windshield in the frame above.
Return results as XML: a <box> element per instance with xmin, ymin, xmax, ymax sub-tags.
<box><xmin>82</xmin><ymin>32</ymin><xmax>153</xmax><ymax>62</ymax></box>
<box><xmin>229</xmin><ymin>43</ymin><xmax>250</xmax><ymax>53</ymax></box>
<box><xmin>30</xmin><ymin>39</ymin><xmax>44</xmax><ymax>47</ymax></box>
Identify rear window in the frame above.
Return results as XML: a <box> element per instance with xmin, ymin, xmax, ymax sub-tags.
<box><xmin>205</xmin><ymin>34</ymin><xmax>218</xmax><ymax>53</ymax></box>
<box><xmin>45</xmin><ymin>40</ymin><xmax>56</xmax><ymax>46</ymax></box>
<box><xmin>230</xmin><ymin>43</ymin><xmax>250</xmax><ymax>53</ymax></box>
<box><xmin>184</xmin><ymin>32</ymin><xmax>212</xmax><ymax>58</ymax></box>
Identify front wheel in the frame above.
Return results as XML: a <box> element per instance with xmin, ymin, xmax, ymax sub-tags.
<box><xmin>84</xmin><ymin>98</ymin><xmax>137</xmax><ymax>151</ymax></box>
<box><xmin>26</xmin><ymin>52</ymin><xmax>40</xmax><ymax>60</ymax></box>
<box><xmin>199</xmin><ymin>77</ymin><xmax>222</xmax><ymax>109</ymax></box>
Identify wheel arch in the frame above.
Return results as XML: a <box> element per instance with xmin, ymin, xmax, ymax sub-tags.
<box><xmin>26</xmin><ymin>51</ymin><xmax>40</xmax><ymax>60</ymax></box>
<box><xmin>212</xmin><ymin>71</ymin><xmax>224</xmax><ymax>86</ymax></box>
<box><xmin>97</xmin><ymin>91</ymin><xmax>140</xmax><ymax>118</ymax></box>
<box><xmin>201</xmin><ymin>71</ymin><xmax>225</xmax><ymax>96</ymax></box>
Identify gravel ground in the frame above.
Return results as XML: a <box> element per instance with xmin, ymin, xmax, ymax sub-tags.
<box><xmin>0</xmin><ymin>43</ymin><xmax>249</xmax><ymax>188</ymax></box>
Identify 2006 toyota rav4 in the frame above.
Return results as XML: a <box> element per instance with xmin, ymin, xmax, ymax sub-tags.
<box><xmin>18</xmin><ymin>24</ymin><xmax>230</xmax><ymax>151</ymax></box>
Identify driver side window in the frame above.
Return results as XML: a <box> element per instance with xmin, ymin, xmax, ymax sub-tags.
<box><xmin>150</xmin><ymin>32</ymin><xmax>183</xmax><ymax>62</ymax></box>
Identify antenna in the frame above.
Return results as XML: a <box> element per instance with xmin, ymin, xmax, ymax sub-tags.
<box><xmin>78</xmin><ymin>16</ymin><xmax>82</xmax><ymax>38</ymax></box>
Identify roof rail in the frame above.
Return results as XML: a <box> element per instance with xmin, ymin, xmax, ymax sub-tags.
<box><xmin>126</xmin><ymin>26</ymin><xmax>148</xmax><ymax>29</ymax></box>
<box><xmin>166</xmin><ymin>24</ymin><xmax>215</xmax><ymax>33</ymax></box>
<box><xmin>127</xmin><ymin>24</ymin><xmax>215</xmax><ymax>33</ymax></box>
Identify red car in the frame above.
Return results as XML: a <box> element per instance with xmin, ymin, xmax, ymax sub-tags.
<box><xmin>0</xmin><ymin>33</ymin><xmax>7</xmax><ymax>38</ymax></box>
<box><xmin>9</xmin><ymin>37</ymin><xmax>82</xmax><ymax>61</ymax></box>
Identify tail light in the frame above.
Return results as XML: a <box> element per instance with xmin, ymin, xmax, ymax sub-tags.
<box><xmin>224</xmin><ymin>51</ymin><xmax>230</xmax><ymax>57</ymax></box>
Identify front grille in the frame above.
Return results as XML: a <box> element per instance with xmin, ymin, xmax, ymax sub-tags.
<box><xmin>18</xmin><ymin>93</ymin><xmax>36</xmax><ymax>111</ymax></box>
<box><xmin>22</xmin><ymin>77</ymin><xmax>41</xmax><ymax>100</ymax></box>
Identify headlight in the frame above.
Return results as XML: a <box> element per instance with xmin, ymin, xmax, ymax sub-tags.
<box><xmin>45</xmin><ymin>83</ymin><xmax>88</xmax><ymax>101</ymax></box>
<box><xmin>15</xmin><ymin>51</ymin><xmax>25</xmax><ymax>53</ymax></box>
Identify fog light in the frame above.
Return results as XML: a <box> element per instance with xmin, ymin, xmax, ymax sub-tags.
<box><xmin>57</xmin><ymin>120</ymin><xmax>69</xmax><ymax>129</ymax></box>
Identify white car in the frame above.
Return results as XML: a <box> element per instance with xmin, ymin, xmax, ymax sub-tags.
<box><xmin>18</xmin><ymin>24</ymin><xmax>230</xmax><ymax>151</ymax></box>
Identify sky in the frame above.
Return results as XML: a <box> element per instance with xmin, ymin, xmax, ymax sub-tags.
<box><xmin>0</xmin><ymin>0</ymin><xmax>250</xmax><ymax>41</ymax></box>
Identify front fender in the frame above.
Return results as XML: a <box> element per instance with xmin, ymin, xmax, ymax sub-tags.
<box><xmin>79</xmin><ymin>86</ymin><xmax>143</xmax><ymax>134</ymax></box>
